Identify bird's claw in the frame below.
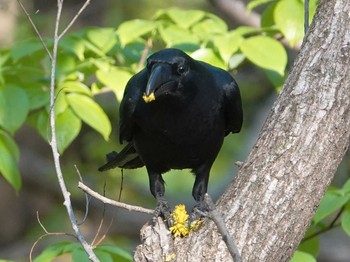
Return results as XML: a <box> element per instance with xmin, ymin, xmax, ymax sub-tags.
<box><xmin>154</xmin><ymin>197</ymin><xmax>174</xmax><ymax>227</ymax></box>
<box><xmin>189</xmin><ymin>202</ymin><xmax>208</xmax><ymax>225</ymax></box>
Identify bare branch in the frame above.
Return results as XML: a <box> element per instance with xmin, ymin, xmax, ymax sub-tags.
<box><xmin>78</xmin><ymin>182</ymin><xmax>155</xmax><ymax>215</ymax></box>
<box><xmin>136</xmin><ymin>38</ymin><xmax>153</xmax><ymax>72</ymax></box>
<box><xmin>16</xmin><ymin>0</ymin><xmax>52</xmax><ymax>60</ymax></box>
<box><xmin>204</xmin><ymin>194</ymin><xmax>242</xmax><ymax>262</ymax></box>
<box><xmin>58</xmin><ymin>0</ymin><xmax>91</xmax><ymax>40</ymax></box>
<box><xmin>30</xmin><ymin>212</ymin><xmax>76</xmax><ymax>262</ymax></box>
<box><xmin>47</xmin><ymin>0</ymin><xmax>99</xmax><ymax>261</ymax></box>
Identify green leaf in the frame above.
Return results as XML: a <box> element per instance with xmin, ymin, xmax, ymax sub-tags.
<box><xmin>0</xmin><ymin>131</ymin><xmax>21</xmax><ymax>191</ymax></box>
<box><xmin>159</xmin><ymin>8</ymin><xmax>205</xmax><ymax>29</ymax></box>
<box><xmin>191</xmin><ymin>14</ymin><xmax>228</xmax><ymax>41</ymax></box>
<box><xmin>60</xmin><ymin>36</ymin><xmax>85</xmax><ymax>60</ymax></box>
<box><xmin>159</xmin><ymin>25</ymin><xmax>199</xmax><ymax>47</ymax></box>
<box><xmin>274</xmin><ymin>0</ymin><xmax>304</xmax><ymax>47</ymax></box>
<box><xmin>72</xmin><ymin>249</ymin><xmax>89</xmax><ymax>262</ymax></box>
<box><xmin>261</xmin><ymin>2</ymin><xmax>277</xmax><ymax>28</ymax></box>
<box><xmin>0</xmin><ymin>85</ymin><xmax>29</xmax><ymax>133</ymax></box>
<box><xmin>33</xmin><ymin>242</ymin><xmax>77</xmax><ymax>262</ymax></box>
<box><xmin>10</xmin><ymin>39</ymin><xmax>45</xmax><ymax>62</ymax></box>
<box><xmin>313</xmin><ymin>191</ymin><xmax>350</xmax><ymax>224</ymax></box>
<box><xmin>341</xmin><ymin>203</ymin><xmax>350</xmax><ymax>237</ymax></box>
<box><xmin>96</xmin><ymin>246</ymin><xmax>133</xmax><ymax>262</ymax></box>
<box><xmin>191</xmin><ymin>48</ymin><xmax>225</xmax><ymax>69</ymax></box>
<box><xmin>52</xmin><ymin>91</ymin><xmax>69</xmax><ymax>116</ymax></box>
<box><xmin>290</xmin><ymin>250</ymin><xmax>316</xmax><ymax>262</ymax></box>
<box><xmin>66</xmin><ymin>93</ymin><xmax>111</xmax><ymax>140</ymax></box>
<box><xmin>118</xmin><ymin>20</ymin><xmax>156</xmax><ymax>46</ymax></box>
<box><xmin>60</xmin><ymin>81</ymin><xmax>92</xmax><ymax>96</ymax></box>
<box><xmin>247</xmin><ymin>0</ymin><xmax>274</xmax><ymax>10</ymax></box>
<box><xmin>96</xmin><ymin>67</ymin><xmax>132</xmax><ymax>101</ymax></box>
<box><xmin>85</xmin><ymin>27</ymin><xmax>117</xmax><ymax>54</ymax></box>
<box><xmin>23</xmin><ymin>85</ymin><xmax>50</xmax><ymax>110</ymax></box>
<box><xmin>213</xmin><ymin>31</ymin><xmax>243</xmax><ymax>65</ymax></box>
<box><xmin>299</xmin><ymin>228</ymin><xmax>320</xmax><ymax>257</ymax></box>
<box><xmin>240</xmin><ymin>36</ymin><xmax>287</xmax><ymax>75</ymax></box>
<box><xmin>56</xmin><ymin>108</ymin><xmax>82</xmax><ymax>153</ymax></box>
<box><xmin>0</xmin><ymin>130</ymin><xmax>19</xmax><ymax>161</ymax></box>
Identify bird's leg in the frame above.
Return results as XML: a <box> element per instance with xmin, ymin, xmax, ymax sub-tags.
<box><xmin>189</xmin><ymin>167</ymin><xmax>210</xmax><ymax>224</ymax></box>
<box><xmin>148</xmin><ymin>170</ymin><xmax>173</xmax><ymax>226</ymax></box>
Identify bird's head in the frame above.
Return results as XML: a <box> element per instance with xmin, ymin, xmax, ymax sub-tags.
<box><xmin>143</xmin><ymin>48</ymin><xmax>194</xmax><ymax>103</ymax></box>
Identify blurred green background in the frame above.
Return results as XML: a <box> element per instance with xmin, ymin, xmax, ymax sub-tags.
<box><xmin>0</xmin><ymin>0</ymin><xmax>349</xmax><ymax>261</ymax></box>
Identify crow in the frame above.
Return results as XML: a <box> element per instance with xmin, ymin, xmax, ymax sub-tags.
<box><xmin>99</xmin><ymin>48</ymin><xmax>243</xmax><ymax>224</ymax></box>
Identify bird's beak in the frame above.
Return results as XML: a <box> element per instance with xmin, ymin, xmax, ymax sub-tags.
<box><xmin>143</xmin><ymin>64</ymin><xmax>172</xmax><ymax>103</ymax></box>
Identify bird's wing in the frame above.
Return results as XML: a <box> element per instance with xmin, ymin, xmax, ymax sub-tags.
<box><xmin>119</xmin><ymin>69</ymin><xmax>148</xmax><ymax>143</ymax></box>
<box><xmin>222</xmin><ymin>76</ymin><xmax>243</xmax><ymax>135</ymax></box>
<box><xmin>98</xmin><ymin>142</ymin><xmax>144</xmax><ymax>171</ymax></box>
<box><xmin>203</xmin><ymin>63</ymin><xmax>243</xmax><ymax>135</ymax></box>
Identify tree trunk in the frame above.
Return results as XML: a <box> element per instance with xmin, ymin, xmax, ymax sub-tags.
<box><xmin>134</xmin><ymin>0</ymin><xmax>350</xmax><ymax>261</ymax></box>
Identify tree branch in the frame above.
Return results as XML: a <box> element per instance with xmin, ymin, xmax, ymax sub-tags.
<box><xmin>58</xmin><ymin>0</ymin><xmax>91</xmax><ymax>40</ymax></box>
<box><xmin>204</xmin><ymin>194</ymin><xmax>241</xmax><ymax>262</ymax></box>
<box><xmin>47</xmin><ymin>0</ymin><xmax>98</xmax><ymax>261</ymax></box>
<box><xmin>78</xmin><ymin>182</ymin><xmax>154</xmax><ymax>215</ymax></box>
<box><xmin>17</xmin><ymin>0</ymin><xmax>52</xmax><ymax>60</ymax></box>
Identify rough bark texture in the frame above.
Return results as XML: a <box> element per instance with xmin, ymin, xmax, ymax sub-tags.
<box><xmin>134</xmin><ymin>0</ymin><xmax>350</xmax><ymax>261</ymax></box>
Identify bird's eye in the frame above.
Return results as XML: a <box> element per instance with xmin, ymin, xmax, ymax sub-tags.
<box><xmin>177</xmin><ymin>65</ymin><xmax>186</xmax><ymax>75</ymax></box>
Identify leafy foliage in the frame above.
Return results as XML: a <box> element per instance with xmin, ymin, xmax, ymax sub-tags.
<box><xmin>1</xmin><ymin>7</ymin><xmax>295</xmax><ymax>191</ymax></box>
<box><xmin>4</xmin><ymin>3</ymin><xmax>348</xmax><ymax>262</ymax></box>
<box><xmin>33</xmin><ymin>242</ymin><xmax>132</xmax><ymax>262</ymax></box>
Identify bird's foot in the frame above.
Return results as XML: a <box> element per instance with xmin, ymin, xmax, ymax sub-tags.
<box><xmin>154</xmin><ymin>197</ymin><xmax>174</xmax><ymax>227</ymax></box>
<box><xmin>189</xmin><ymin>201</ymin><xmax>208</xmax><ymax>227</ymax></box>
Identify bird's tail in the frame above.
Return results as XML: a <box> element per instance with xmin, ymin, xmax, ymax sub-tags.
<box><xmin>98</xmin><ymin>142</ymin><xmax>144</xmax><ymax>171</ymax></box>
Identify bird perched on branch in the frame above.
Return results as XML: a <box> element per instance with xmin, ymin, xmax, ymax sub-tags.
<box><xmin>99</xmin><ymin>48</ymin><xmax>243</xmax><ymax>225</ymax></box>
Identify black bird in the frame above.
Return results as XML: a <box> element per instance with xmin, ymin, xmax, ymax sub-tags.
<box><xmin>99</xmin><ymin>48</ymin><xmax>243</xmax><ymax>223</ymax></box>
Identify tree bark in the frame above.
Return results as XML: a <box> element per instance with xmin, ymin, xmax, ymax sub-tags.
<box><xmin>134</xmin><ymin>0</ymin><xmax>350</xmax><ymax>261</ymax></box>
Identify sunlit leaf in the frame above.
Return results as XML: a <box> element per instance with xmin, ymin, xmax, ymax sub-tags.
<box><xmin>60</xmin><ymin>36</ymin><xmax>85</xmax><ymax>60</ymax></box>
<box><xmin>96</xmin><ymin>67</ymin><xmax>132</xmax><ymax>101</ymax></box>
<box><xmin>85</xmin><ymin>27</ymin><xmax>117</xmax><ymax>54</ymax></box>
<box><xmin>313</xmin><ymin>191</ymin><xmax>350</xmax><ymax>224</ymax></box>
<box><xmin>290</xmin><ymin>250</ymin><xmax>316</xmax><ymax>262</ymax></box>
<box><xmin>191</xmin><ymin>48</ymin><xmax>225</xmax><ymax>69</ymax></box>
<box><xmin>160</xmin><ymin>8</ymin><xmax>205</xmax><ymax>29</ymax></box>
<box><xmin>60</xmin><ymin>81</ymin><xmax>91</xmax><ymax>96</ymax></box>
<box><xmin>213</xmin><ymin>31</ymin><xmax>243</xmax><ymax>64</ymax></box>
<box><xmin>240</xmin><ymin>36</ymin><xmax>287</xmax><ymax>75</ymax></box>
<box><xmin>66</xmin><ymin>93</ymin><xmax>111</xmax><ymax>140</ymax></box>
<box><xmin>159</xmin><ymin>25</ymin><xmax>199</xmax><ymax>47</ymax></box>
<box><xmin>56</xmin><ymin>108</ymin><xmax>82</xmax><ymax>153</ymax></box>
<box><xmin>191</xmin><ymin>15</ymin><xmax>228</xmax><ymax>41</ymax></box>
<box><xmin>274</xmin><ymin>0</ymin><xmax>304</xmax><ymax>47</ymax></box>
<box><xmin>0</xmin><ymin>85</ymin><xmax>29</xmax><ymax>133</ymax></box>
<box><xmin>118</xmin><ymin>20</ymin><xmax>156</xmax><ymax>46</ymax></box>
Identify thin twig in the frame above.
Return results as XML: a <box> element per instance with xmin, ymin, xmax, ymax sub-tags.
<box><xmin>29</xmin><ymin>212</ymin><xmax>76</xmax><ymax>262</ymax></box>
<box><xmin>302</xmin><ymin>206</ymin><xmax>345</xmax><ymax>242</ymax></box>
<box><xmin>58</xmin><ymin>0</ymin><xmax>91</xmax><ymax>40</ymax></box>
<box><xmin>74</xmin><ymin>165</ymin><xmax>91</xmax><ymax>225</ymax></box>
<box><xmin>204</xmin><ymin>193</ymin><xmax>242</xmax><ymax>262</ymax></box>
<box><xmin>136</xmin><ymin>38</ymin><xmax>153</xmax><ymax>71</ymax></box>
<box><xmin>48</xmin><ymin>1</ymin><xmax>99</xmax><ymax>261</ymax></box>
<box><xmin>17</xmin><ymin>0</ymin><xmax>52</xmax><ymax>60</ymax></box>
<box><xmin>78</xmin><ymin>182</ymin><xmax>155</xmax><ymax>215</ymax></box>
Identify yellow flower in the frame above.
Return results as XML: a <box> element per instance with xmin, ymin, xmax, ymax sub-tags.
<box><xmin>169</xmin><ymin>204</ymin><xmax>202</xmax><ymax>237</ymax></box>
